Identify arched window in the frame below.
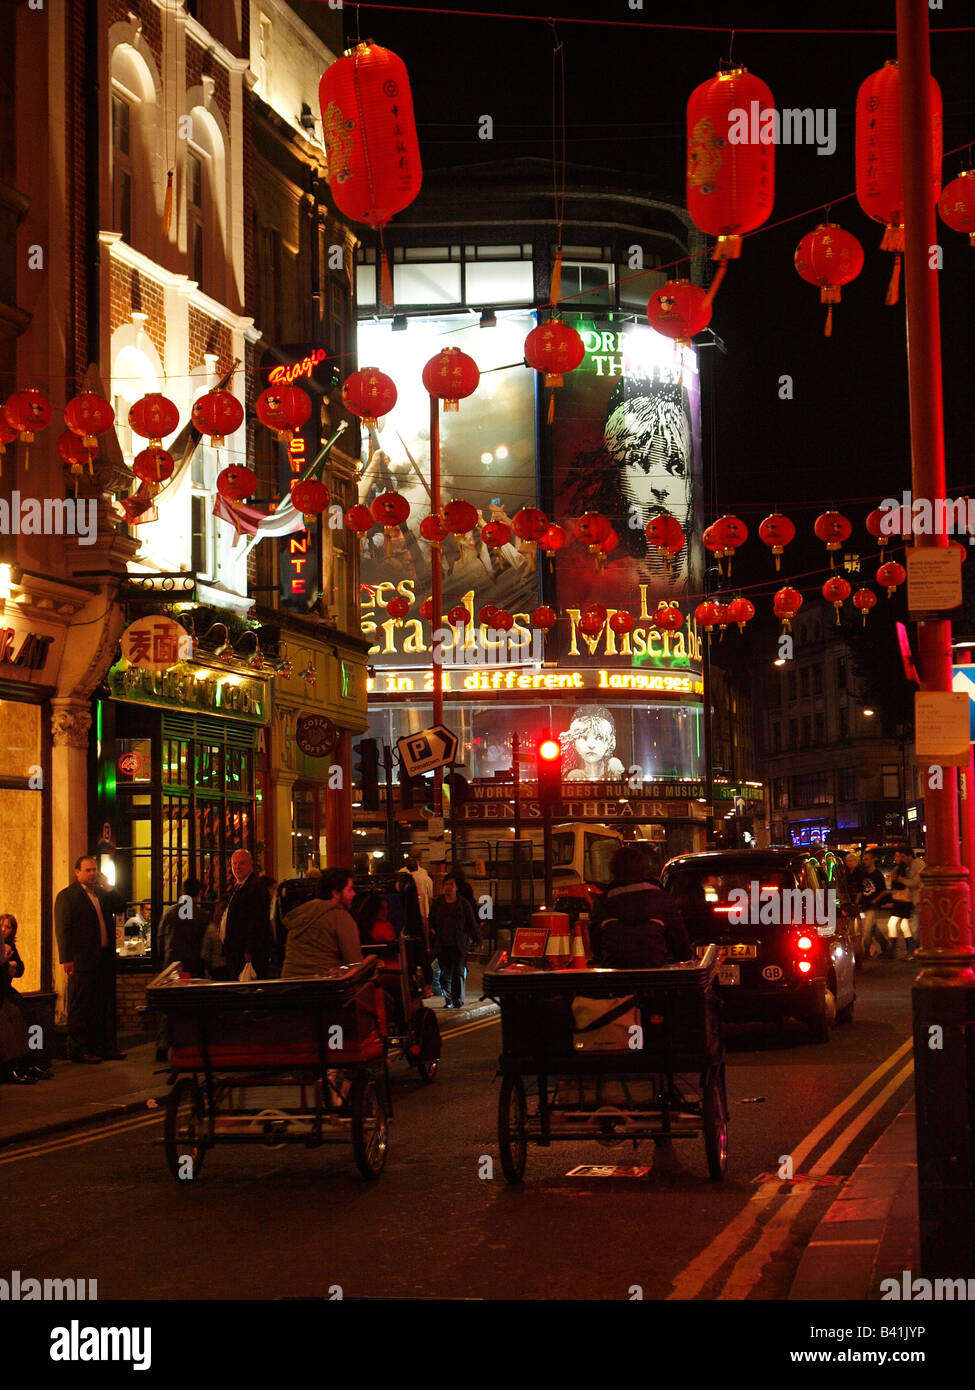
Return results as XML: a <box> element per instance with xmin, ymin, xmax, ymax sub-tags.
<box><xmin>109</xmin><ymin>38</ymin><xmax>161</xmax><ymax>254</ymax></box>
<box><xmin>184</xmin><ymin>96</ymin><xmax>228</xmax><ymax>301</ymax></box>
<box><xmin>111</xmin><ymin>92</ymin><xmax>133</xmax><ymax>243</ymax></box>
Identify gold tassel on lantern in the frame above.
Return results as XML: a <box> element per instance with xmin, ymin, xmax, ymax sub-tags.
<box><xmin>885</xmin><ymin>255</ymin><xmax>902</xmax><ymax>306</ymax></box>
<box><xmin>162</xmin><ymin>171</ymin><xmax>174</xmax><ymax>236</ymax></box>
<box><xmin>380</xmin><ymin>245</ymin><xmax>394</xmax><ymax>311</ymax></box>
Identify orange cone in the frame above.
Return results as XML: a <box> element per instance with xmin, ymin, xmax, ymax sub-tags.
<box><xmin>570</xmin><ymin>923</ymin><xmax>588</xmax><ymax>970</ymax></box>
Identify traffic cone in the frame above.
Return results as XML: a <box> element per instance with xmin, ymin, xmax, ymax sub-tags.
<box><xmin>540</xmin><ymin>910</ymin><xmax>570</xmax><ymax>969</ymax></box>
<box><xmin>570</xmin><ymin>923</ymin><xmax>588</xmax><ymax>970</ymax></box>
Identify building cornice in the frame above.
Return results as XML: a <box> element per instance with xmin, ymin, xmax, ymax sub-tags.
<box><xmin>101</xmin><ymin>232</ymin><xmax>256</xmax><ymax>335</ymax></box>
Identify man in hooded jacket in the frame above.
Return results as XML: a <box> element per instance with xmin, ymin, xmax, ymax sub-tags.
<box><xmin>281</xmin><ymin>868</ymin><xmax>362</xmax><ymax>977</ymax></box>
<box><xmin>589</xmin><ymin>846</ymin><xmax>692</xmax><ymax>968</ymax></box>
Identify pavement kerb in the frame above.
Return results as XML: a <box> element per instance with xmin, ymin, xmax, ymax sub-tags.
<box><xmin>0</xmin><ymin>999</ymin><xmax>499</xmax><ymax>1151</ymax></box>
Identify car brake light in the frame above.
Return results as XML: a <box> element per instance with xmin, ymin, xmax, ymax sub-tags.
<box><xmin>798</xmin><ymin>959</ymin><xmax>812</xmax><ymax>973</ymax></box>
<box><xmin>796</xmin><ymin>935</ymin><xmax>813</xmax><ymax>951</ymax></box>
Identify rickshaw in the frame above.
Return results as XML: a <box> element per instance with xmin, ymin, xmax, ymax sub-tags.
<box><xmin>148</xmin><ymin>958</ymin><xmax>390</xmax><ymax>1181</ymax></box>
<box><xmin>361</xmin><ymin>934</ymin><xmax>442</xmax><ymax>1083</ymax></box>
<box><xmin>483</xmin><ymin>944</ymin><xmax>727</xmax><ymax>1184</ymax></box>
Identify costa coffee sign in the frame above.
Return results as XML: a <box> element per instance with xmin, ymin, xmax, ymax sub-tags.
<box><xmin>295</xmin><ymin>715</ymin><xmax>339</xmax><ymax>758</ymax></box>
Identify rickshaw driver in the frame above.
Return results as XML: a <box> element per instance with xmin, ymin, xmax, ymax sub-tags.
<box><xmin>281</xmin><ymin>869</ymin><xmax>362</xmax><ymax>977</ymax></box>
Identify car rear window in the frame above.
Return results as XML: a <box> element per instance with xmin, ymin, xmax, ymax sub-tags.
<box><xmin>666</xmin><ymin>867</ymin><xmax>794</xmax><ymax>914</ymax></box>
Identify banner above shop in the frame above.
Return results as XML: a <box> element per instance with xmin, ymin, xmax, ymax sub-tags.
<box><xmin>108</xmin><ymin>660</ymin><xmax>269</xmax><ymax>724</ymax></box>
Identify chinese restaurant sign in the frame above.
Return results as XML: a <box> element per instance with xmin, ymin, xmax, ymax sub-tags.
<box><xmin>120</xmin><ymin>617</ymin><xmax>193</xmax><ymax>672</ymax></box>
<box><xmin>108</xmin><ymin>661</ymin><xmax>267</xmax><ymax>723</ymax></box>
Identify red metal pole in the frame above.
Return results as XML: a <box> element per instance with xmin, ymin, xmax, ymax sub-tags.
<box><xmin>898</xmin><ymin>0</ymin><xmax>975</xmax><ymax>1280</ymax></box>
<box><xmin>430</xmin><ymin>396</ymin><xmax>444</xmax><ymax>824</ymax></box>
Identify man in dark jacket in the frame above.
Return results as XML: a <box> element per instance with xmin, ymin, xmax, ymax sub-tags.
<box><xmin>589</xmin><ymin>846</ymin><xmax>692</xmax><ymax>968</ymax></box>
<box><xmin>54</xmin><ymin>855</ymin><xmax>126</xmax><ymax>1062</ymax></box>
<box><xmin>222</xmin><ymin>850</ymin><xmax>272</xmax><ymax>979</ymax></box>
<box><xmin>430</xmin><ymin>875</ymin><xmax>481</xmax><ymax>1009</ymax></box>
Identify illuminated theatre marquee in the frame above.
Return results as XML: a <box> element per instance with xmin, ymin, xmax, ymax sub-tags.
<box><xmin>367</xmin><ymin>668</ymin><xmax>704</xmax><ymax>697</ymax></box>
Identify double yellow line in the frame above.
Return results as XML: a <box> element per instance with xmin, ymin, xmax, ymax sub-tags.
<box><xmin>668</xmin><ymin>1036</ymin><xmax>915</xmax><ymax>1301</ymax></box>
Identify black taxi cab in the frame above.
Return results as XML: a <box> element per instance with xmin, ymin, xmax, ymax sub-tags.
<box><xmin>660</xmin><ymin>848</ymin><xmax>857</xmax><ymax>1043</ymax></box>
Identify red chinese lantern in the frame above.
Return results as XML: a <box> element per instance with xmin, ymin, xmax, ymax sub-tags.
<box><xmin>385</xmin><ymin>596</ymin><xmax>410</xmax><ymax>625</ymax></box>
<box><xmin>57</xmin><ymin>430</ymin><xmax>95</xmax><ymax>474</ymax></box>
<box><xmin>727</xmin><ymin>597</ymin><xmax>755</xmax><ymax>632</ymax></box>
<box><xmin>132</xmin><ymin>448</ymin><xmax>175</xmax><ymax>501</ymax></box>
<box><xmin>578</xmin><ymin>611</ymin><xmax>604</xmax><ymax>638</ymax></box>
<box><xmin>128</xmin><ymin>393</ymin><xmax>179</xmax><ymax>447</ymax></box>
<box><xmin>794</xmin><ymin>224</ymin><xmax>865</xmax><ymax>336</ymax></box>
<box><xmin>341</xmin><ymin>368</ymin><xmax>398</xmax><ymax>425</ymax></box>
<box><xmin>712</xmin><ymin>514</ymin><xmax>749</xmax><ymax>575</ymax></box>
<box><xmin>346</xmin><ymin>504</ymin><xmax>375</xmax><ymax>534</ymax></box>
<box><xmin>318</xmin><ymin>42</ymin><xmax>422</xmax><ymax>307</ymax></box>
<box><xmin>758</xmin><ymin>512</ymin><xmax>796</xmax><ymax>570</ymax></box>
<box><xmin>191</xmin><ymin>389</ymin><xmax>244</xmax><ymax>447</ymax></box>
<box><xmin>773</xmin><ymin>586</ymin><xmax>803</xmax><ymax>633</ymax></box>
<box><xmin>856</xmin><ymin>61</ymin><xmax>942</xmax><ymax>304</ymax></box>
<box><xmin>853</xmin><ymin>587</ymin><xmax>878</xmax><ymax>626</ymax></box>
<box><xmin>291</xmin><ymin>479</ymin><xmax>330</xmax><ymax>519</ymax></box>
<box><xmin>645</xmin><ymin>513</ymin><xmax>685</xmax><ymax>565</ymax></box>
<box><xmin>422</xmin><ymin>348</ymin><xmax>479</xmax><ymax>412</ymax></box>
<box><xmin>596</xmin><ymin>528</ymin><xmax>619</xmax><ymax>570</ymax></box>
<box><xmin>216</xmin><ymin>464</ymin><xmax>257</xmax><ymax>502</ymax></box>
<box><xmin>646</xmin><ymin>280</ymin><xmax>712</xmax><ymax>343</ymax></box>
<box><xmin>511</xmin><ymin>507</ymin><xmax>549</xmax><ymax>544</ymax></box>
<box><xmin>939</xmin><ymin>169</ymin><xmax>975</xmax><ymax>247</ymax></box>
<box><xmin>371</xmin><ymin>491</ymin><xmax>410</xmax><ymax>534</ymax></box>
<box><xmin>532</xmin><ymin>605</ymin><xmax>557</xmax><ymax>632</ymax></box>
<box><xmin>447</xmin><ymin>604</ymin><xmax>470</xmax><ymax>627</ymax></box>
<box><xmin>877</xmin><ymin>560</ymin><xmax>907</xmax><ymax>597</ymax></box>
<box><xmin>575</xmin><ymin>511</ymin><xmax>611</xmax><ymax>553</ymax></box>
<box><xmin>419</xmin><ymin>599</ymin><xmax>435</xmax><ymax>621</ymax></box>
<box><xmin>443</xmin><ymin>498</ymin><xmax>478</xmax><ymax>535</ymax></box>
<box><xmin>4</xmin><ymin>389</ymin><xmax>52</xmax><ymax>443</ymax></box>
<box><xmin>64</xmin><ymin>392</ymin><xmax>115</xmax><ymax>451</ymax></box>
<box><xmin>478</xmin><ymin>604</ymin><xmax>498</xmax><ymax>627</ymax></box>
<box><xmin>703</xmin><ymin>522</ymin><xmax>722</xmax><ymax>568</ymax></box>
<box><xmin>822</xmin><ymin>574</ymin><xmax>852</xmax><ymax>624</ymax></box>
<box><xmin>493</xmin><ymin>609</ymin><xmax>515</xmax><ymax>632</ymax></box>
<box><xmin>419</xmin><ymin>513</ymin><xmax>449</xmax><ymax>543</ymax></box>
<box><xmin>694</xmin><ymin>601</ymin><xmax>722</xmax><ymax>635</ymax></box>
<box><xmin>814</xmin><ymin>510</ymin><xmax>852</xmax><ymax>567</ymax></box>
<box><xmin>524</xmin><ymin>320</ymin><xmax>585</xmax><ymax>418</ymax></box>
<box><xmin>481</xmin><ymin>520</ymin><xmax>512</xmax><ymax>548</ymax></box>
<box><xmin>541</xmin><ymin>523</ymin><xmax>567</xmax><ymax>556</ymax></box>
<box><xmin>256</xmin><ymin>385</ymin><xmax>311</xmax><ymax>442</ymax></box>
<box><xmin>686</xmin><ymin>66</ymin><xmax>775</xmax><ymax>302</ymax></box>
<box><xmin>609</xmin><ymin>610</ymin><xmax>635</xmax><ymax>636</ymax></box>
<box><xmin>655</xmin><ymin>603</ymin><xmax>684</xmax><ymax>633</ymax></box>
<box><xmin>581</xmin><ymin>601</ymin><xmax>607</xmax><ymax>626</ymax></box>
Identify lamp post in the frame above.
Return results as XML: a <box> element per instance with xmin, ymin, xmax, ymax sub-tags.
<box><xmin>897</xmin><ymin>0</ymin><xmax>975</xmax><ymax>1279</ymax></box>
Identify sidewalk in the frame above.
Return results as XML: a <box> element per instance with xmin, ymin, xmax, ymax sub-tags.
<box><xmin>789</xmin><ymin>1097</ymin><xmax>919</xmax><ymax>1300</ymax></box>
<box><xmin>0</xmin><ymin>961</ymin><xmax>498</xmax><ymax>1150</ymax></box>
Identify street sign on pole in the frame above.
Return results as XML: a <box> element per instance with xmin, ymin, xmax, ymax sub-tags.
<box><xmin>396</xmin><ymin>724</ymin><xmax>459</xmax><ymax>777</ymax></box>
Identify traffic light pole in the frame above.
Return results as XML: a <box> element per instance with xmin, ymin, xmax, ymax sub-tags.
<box><xmin>543</xmin><ymin>801</ymin><xmax>553</xmax><ymax>910</ymax></box>
<box><xmin>382</xmin><ymin>742</ymin><xmax>397</xmax><ymax>866</ymax></box>
<box><xmin>897</xmin><ymin>0</ymin><xmax>975</xmax><ymax>1279</ymax></box>
<box><xmin>429</xmin><ymin>396</ymin><xmax>444</xmax><ymax>836</ymax></box>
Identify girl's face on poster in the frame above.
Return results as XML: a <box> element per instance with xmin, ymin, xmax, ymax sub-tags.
<box><xmin>572</xmin><ymin>719</ymin><xmax>614</xmax><ymax>765</ymax></box>
<box><xmin>606</xmin><ymin>398</ymin><xmax>693</xmax><ymax>525</ymax></box>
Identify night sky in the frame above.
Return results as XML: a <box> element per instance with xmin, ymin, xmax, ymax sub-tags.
<box><xmin>329</xmin><ymin>0</ymin><xmax>973</xmax><ymax>611</ymax></box>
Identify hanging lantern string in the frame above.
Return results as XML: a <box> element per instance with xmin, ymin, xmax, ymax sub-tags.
<box><xmin>341</xmin><ymin>4</ymin><xmax>973</xmax><ymax>36</ymax></box>
<box><xmin>548</xmin><ymin>20</ymin><xmax>567</xmax><ymax>307</ymax></box>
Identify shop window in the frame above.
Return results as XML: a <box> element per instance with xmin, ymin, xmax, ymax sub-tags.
<box><xmin>559</xmin><ymin>260</ymin><xmax>612</xmax><ymax>306</ymax></box>
<box><xmin>394</xmin><ymin>261</ymin><xmax>462</xmax><ymax>305</ymax></box>
<box><xmin>187</xmin><ymin>148</ymin><xmax>205</xmax><ymax>288</ymax></box>
<box><xmin>838</xmin><ymin>768</ymin><xmax>857</xmax><ymax>801</ymax></box>
<box><xmin>465</xmin><ymin>260</ymin><xmax>534</xmax><ymax>304</ymax></box>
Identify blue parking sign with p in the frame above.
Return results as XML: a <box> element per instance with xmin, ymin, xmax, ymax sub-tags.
<box><xmin>407</xmin><ymin>735</ymin><xmax>432</xmax><ymax>761</ymax></box>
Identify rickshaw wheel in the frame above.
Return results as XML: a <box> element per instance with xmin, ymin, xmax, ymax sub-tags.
<box><xmin>703</xmin><ymin>1063</ymin><xmax>728</xmax><ymax>1181</ymax></box>
<box><xmin>416</xmin><ymin>1009</ymin><xmax>442</xmax><ymax>1084</ymax></box>
<box><xmin>350</xmin><ymin>1075</ymin><xmax>388</xmax><ymax>1179</ymax></box>
<box><xmin>164</xmin><ymin>1077</ymin><xmax>207</xmax><ymax>1183</ymax></box>
<box><xmin>498</xmin><ymin>1075</ymin><xmax>527</xmax><ymax>1185</ymax></box>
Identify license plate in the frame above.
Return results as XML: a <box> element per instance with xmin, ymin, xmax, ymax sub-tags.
<box><xmin>727</xmin><ymin>943</ymin><xmax>757</xmax><ymax>959</ymax></box>
<box><xmin>718</xmin><ymin>963</ymin><xmax>740</xmax><ymax>986</ymax></box>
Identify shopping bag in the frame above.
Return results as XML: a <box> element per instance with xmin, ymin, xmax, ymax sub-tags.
<box><xmin>571</xmin><ymin>995</ymin><xmax>639</xmax><ymax>1053</ymax></box>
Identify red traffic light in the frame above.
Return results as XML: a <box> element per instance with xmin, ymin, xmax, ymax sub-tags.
<box><xmin>538</xmin><ymin>738</ymin><xmax>560</xmax><ymax>761</ymax></box>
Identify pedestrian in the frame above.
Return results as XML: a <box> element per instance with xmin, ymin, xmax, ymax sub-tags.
<box><xmin>281</xmin><ymin>867</ymin><xmax>362</xmax><ymax>976</ymax></box>
<box><xmin>408</xmin><ymin>855</ymin><xmax>434</xmax><ymax>927</ymax></box>
<box><xmin>429</xmin><ymin>874</ymin><xmax>481</xmax><ymax>1009</ymax></box>
<box><xmin>0</xmin><ymin>914</ymin><xmax>50</xmax><ymax>1082</ymax></box>
<box><xmin>201</xmin><ymin>892</ymin><xmax>230</xmax><ymax>980</ymax></box>
<box><xmin>154</xmin><ymin>877</ymin><xmax>210</xmax><ymax>1061</ymax></box>
<box><xmin>447</xmin><ymin>863</ymin><xmax>479</xmax><ymax>1003</ymax></box>
<box><xmin>221</xmin><ymin>850</ymin><xmax>272</xmax><ymax>980</ymax></box>
<box><xmin>359</xmin><ymin>893</ymin><xmax>397</xmax><ymax>944</ymax></box>
<box><xmin>908</xmin><ymin>849</ymin><xmax>926</xmax><ymax>955</ymax></box>
<box><xmin>887</xmin><ymin>848</ymin><xmax>917</xmax><ymax>961</ymax></box>
<box><xmin>589</xmin><ymin>846</ymin><xmax>692</xmax><ymax>968</ymax></box>
<box><xmin>858</xmin><ymin>851</ymin><xmax>892</xmax><ymax>960</ymax></box>
<box><xmin>54</xmin><ymin>855</ymin><xmax>127</xmax><ymax>1063</ymax></box>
